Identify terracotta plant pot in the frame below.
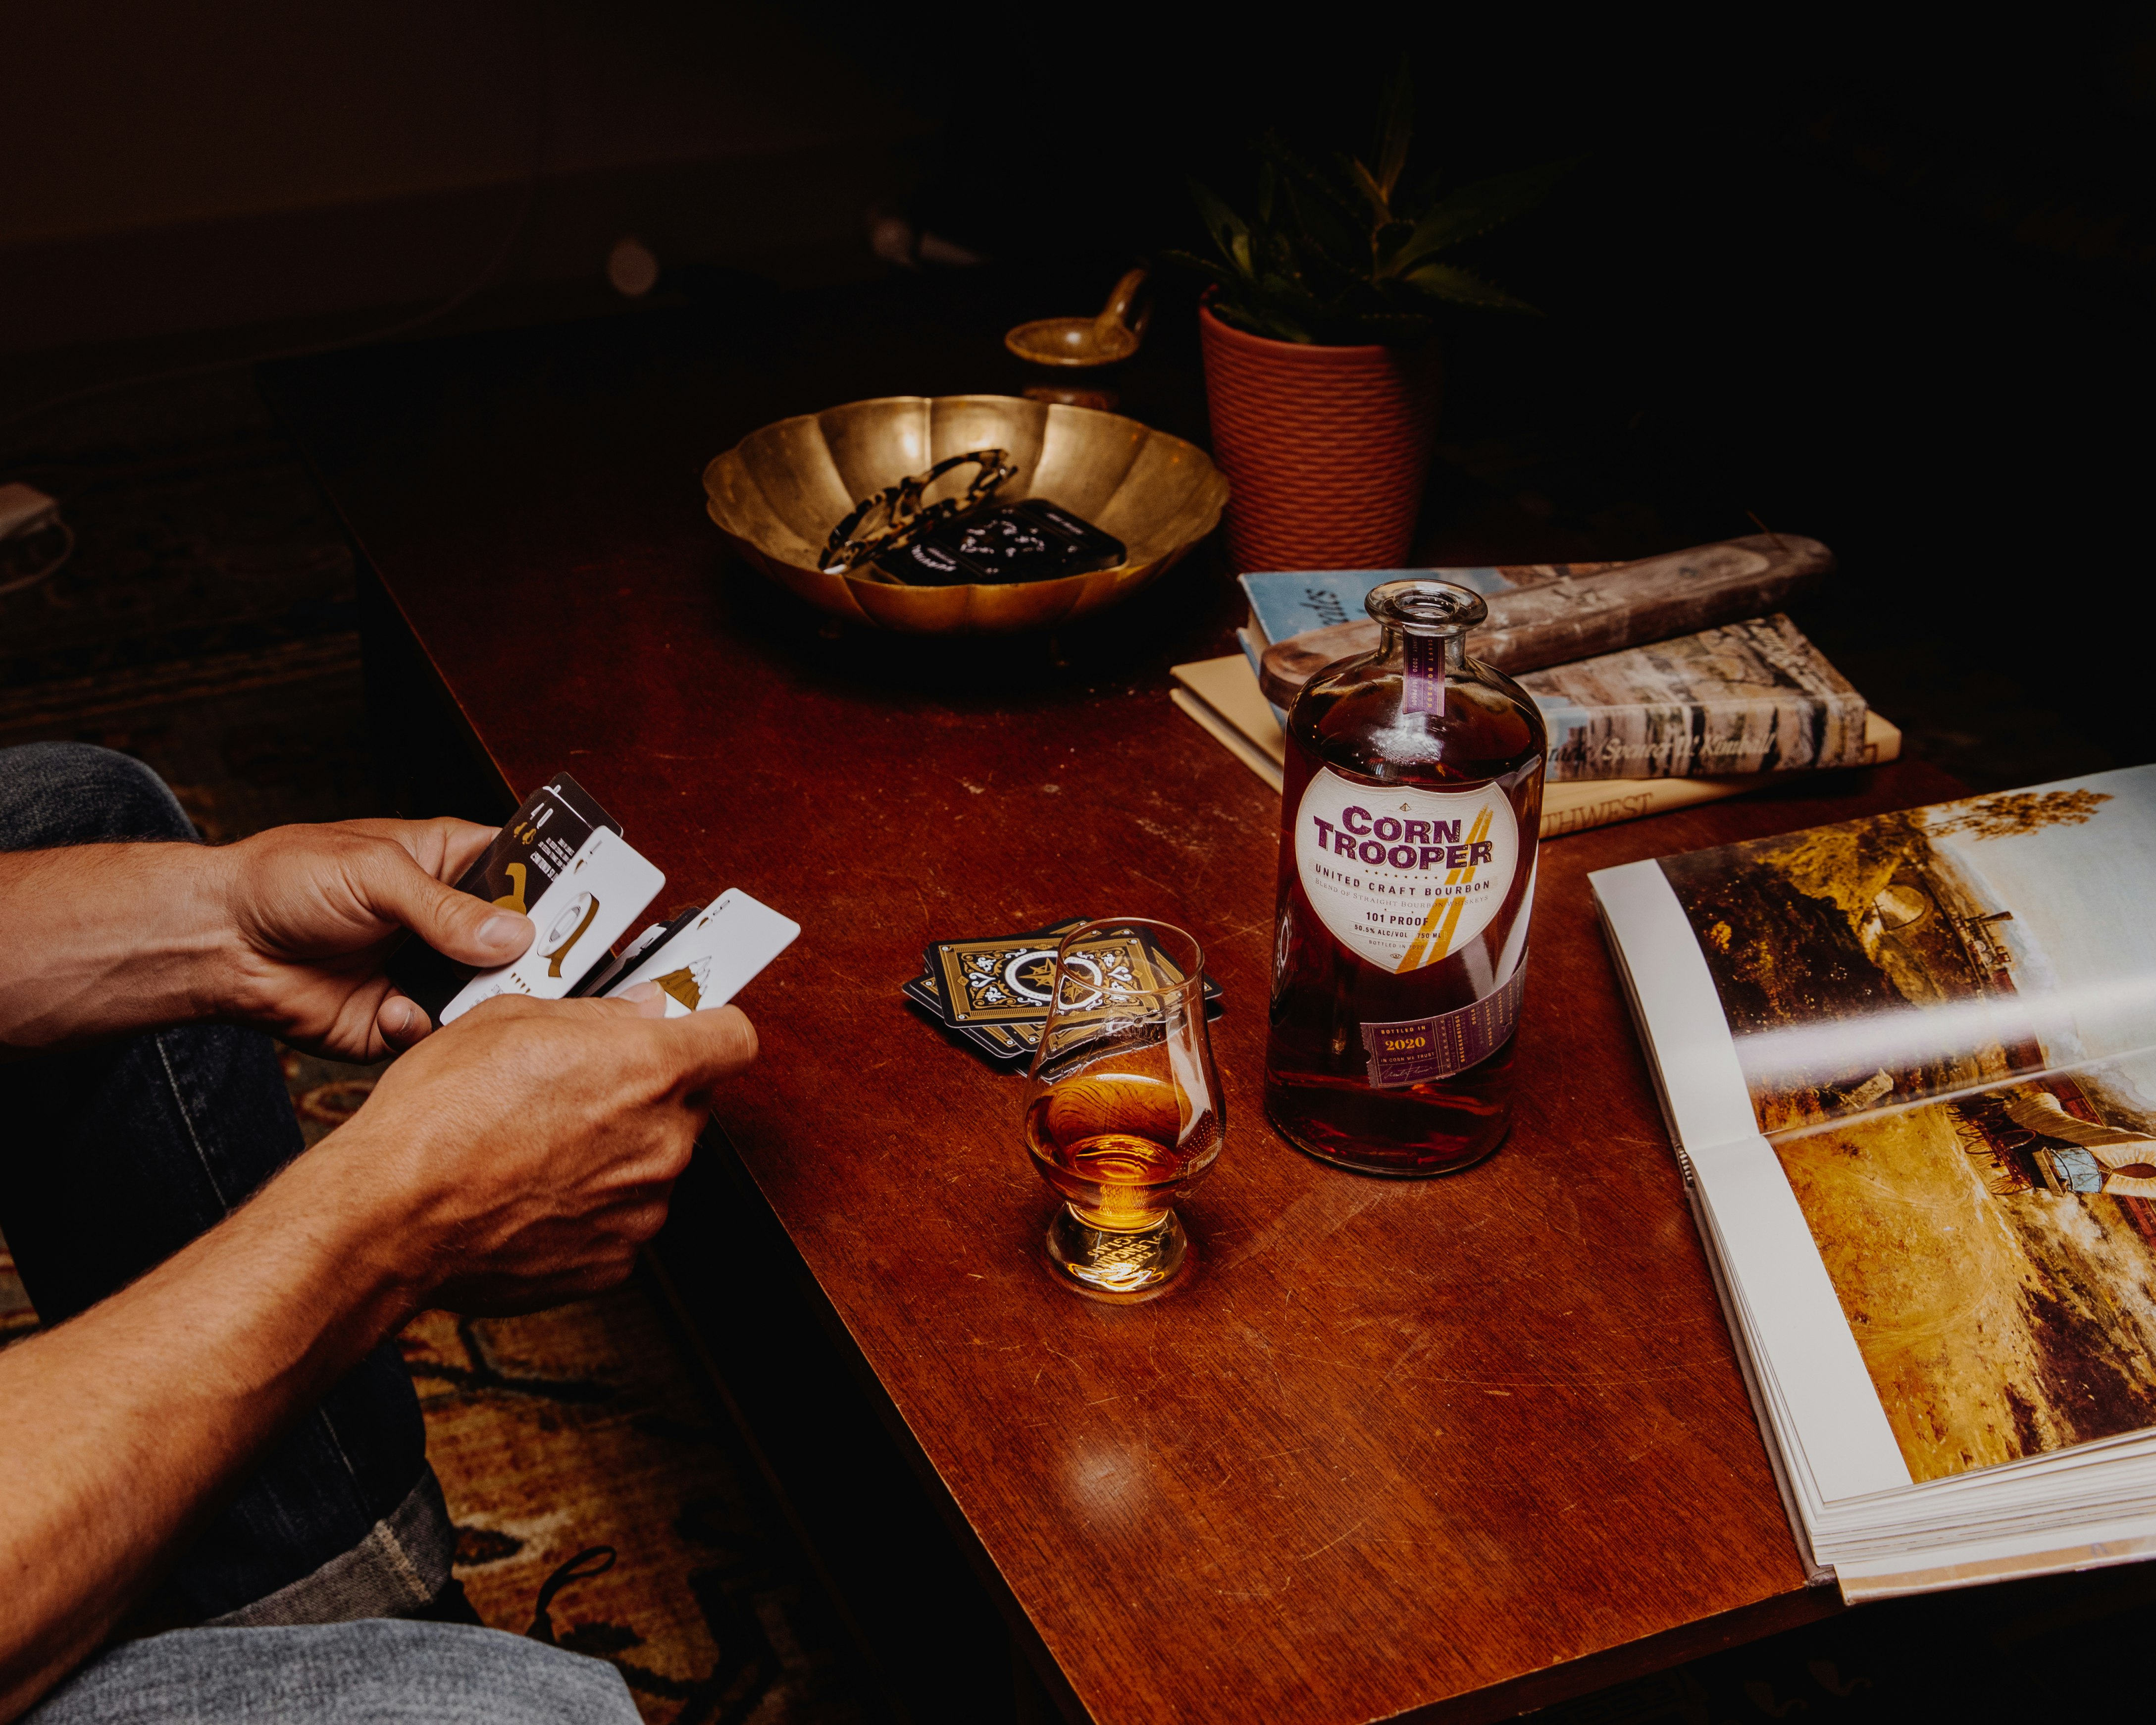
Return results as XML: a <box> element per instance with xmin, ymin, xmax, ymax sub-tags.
<box><xmin>1197</xmin><ymin>301</ymin><xmax>1440</xmax><ymax>573</ymax></box>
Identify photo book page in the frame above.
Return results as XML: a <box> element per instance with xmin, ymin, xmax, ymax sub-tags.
<box><xmin>1592</xmin><ymin>765</ymin><xmax>2156</xmax><ymax>1598</ymax></box>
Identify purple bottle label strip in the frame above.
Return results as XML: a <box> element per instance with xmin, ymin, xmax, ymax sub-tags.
<box><xmin>1401</xmin><ymin>630</ymin><xmax>1445</xmax><ymax>715</ymax></box>
<box><xmin>1358</xmin><ymin>959</ymin><xmax>1528</xmax><ymax>1089</ymax></box>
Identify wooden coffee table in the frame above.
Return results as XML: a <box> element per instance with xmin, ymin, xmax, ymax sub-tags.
<box><xmin>265</xmin><ymin>279</ymin><xmax>1958</xmax><ymax>1725</ymax></box>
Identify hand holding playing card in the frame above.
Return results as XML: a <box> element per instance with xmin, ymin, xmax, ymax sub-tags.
<box><xmin>217</xmin><ymin>816</ymin><xmax>538</xmax><ymax>1060</ymax></box>
<box><xmin>241</xmin><ymin>769</ymin><xmax>789</xmax><ymax>1053</ymax></box>
<box><xmin>341</xmin><ymin>986</ymin><xmax>758</xmax><ymax>1313</ymax></box>
<box><xmin>0</xmin><ymin>763</ymin><xmax>788</xmax><ymax>1062</ymax></box>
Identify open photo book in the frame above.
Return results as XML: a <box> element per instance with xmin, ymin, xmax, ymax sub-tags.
<box><xmin>1591</xmin><ymin>764</ymin><xmax>2156</xmax><ymax>1601</ymax></box>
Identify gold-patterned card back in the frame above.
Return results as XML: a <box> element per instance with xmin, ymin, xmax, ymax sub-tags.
<box><xmin>931</xmin><ymin>932</ymin><xmax>1166</xmax><ymax>1024</ymax></box>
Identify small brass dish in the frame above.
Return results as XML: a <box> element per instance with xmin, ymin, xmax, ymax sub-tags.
<box><xmin>703</xmin><ymin>394</ymin><xmax>1228</xmax><ymax>633</ymax></box>
<box><xmin>1004</xmin><ymin>267</ymin><xmax>1150</xmax><ymax>368</ymax></box>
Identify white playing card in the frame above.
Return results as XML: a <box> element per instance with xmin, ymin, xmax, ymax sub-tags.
<box><xmin>440</xmin><ymin>827</ymin><xmax>666</xmax><ymax>1024</ymax></box>
<box><xmin>570</xmin><ymin>917</ymin><xmax>675</xmax><ymax>999</ymax></box>
<box><xmin>603</xmin><ymin>888</ymin><xmax>799</xmax><ymax>1015</ymax></box>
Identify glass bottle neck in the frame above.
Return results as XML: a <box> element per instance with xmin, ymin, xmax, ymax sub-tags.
<box><xmin>1384</xmin><ymin>626</ymin><xmax>1467</xmax><ymax>717</ymax></box>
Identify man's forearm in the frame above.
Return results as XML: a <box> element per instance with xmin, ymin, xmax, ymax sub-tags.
<box><xmin>0</xmin><ymin>846</ymin><xmax>241</xmax><ymax>1051</ymax></box>
<box><xmin>0</xmin><ymin>1139</ymin><xmax>416</xmax><ymax>1722</ymax></box>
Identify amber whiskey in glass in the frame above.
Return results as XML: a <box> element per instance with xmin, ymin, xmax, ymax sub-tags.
<box><xmin>1263</xmin><ymin>580</ymin><xmax>1547</xmax><ymax>1175</ymax></box>
<box><xmin>1021</xmin><ymin>919</ymin><xmax>1224</xmax><ymax>1300</ymax></box>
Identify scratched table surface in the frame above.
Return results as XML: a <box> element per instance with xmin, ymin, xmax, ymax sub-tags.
<box><xmin>265</xmin><ymin>273</ymin><xmax>1962</xmax><ymax>1725</ymax></box>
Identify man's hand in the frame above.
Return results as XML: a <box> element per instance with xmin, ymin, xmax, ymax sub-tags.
<box><xmin>0</xmin><ymin>818</ymin><xmax>528</xmax><ymax>1056</ymax></box>
<box><xmin>218</xmin><ymin>818</ymin><xmax>535</xmax><ymax>1060</ymax></box>
<box><xmin>327</xmin><ymin>988</ymin><xmax>759</xmax><ymax>1311</ymax></box>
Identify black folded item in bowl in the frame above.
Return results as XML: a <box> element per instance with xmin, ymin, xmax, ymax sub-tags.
<box><xmin>873</xmin><ymin>499</ymin><xmax>1126</xmax><ymax>587</ymax></box>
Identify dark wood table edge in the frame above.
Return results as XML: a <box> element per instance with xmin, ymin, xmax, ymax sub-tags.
<box><xmin>649</xmin><ymin>1135</ymin><xmax>1099</xmax><ymax>1725</ymax></box>
<box><xmin>355</xmin><ymin>561</ymin><xmax>521</xmax><ymax>827</ymax></box>
<box><xmin>1378</xmin><ymin>1586</ymin><xmax>1841</xmax><ymax>1725</ymax></box>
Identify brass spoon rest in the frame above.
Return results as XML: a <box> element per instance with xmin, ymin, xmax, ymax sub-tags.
<box><xmin>1004</xmin><ymin>267</ymin><xmax>1152</xmax><ymax>368</ymax></box>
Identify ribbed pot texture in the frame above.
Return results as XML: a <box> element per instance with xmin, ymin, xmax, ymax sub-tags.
<box><xmin>1198</xmin><ymin>303</ymin><xmax>1439</xmax><ymax>574</ymax></box>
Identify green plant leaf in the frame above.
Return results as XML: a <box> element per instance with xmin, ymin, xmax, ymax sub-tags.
<box><xmin>1277</xmin><ymin>176</ymin><xmax>1367</xmax><ymax>279</ymax></box>
<box><xmin>1349</xmin><ymin>157</ymin><xmax>1391</xmax><ymax>223</ymax></box>
<box><xmin>1174</xmin><ymin>64</ymin><xmax>1560</xmax><ymax>347</ymax></box>
<box><xmin>1160</xmin><ymin>249</ymin><xmax>1238</xmax><ymax>290</ymax></box>
<box><xmin>1208</xmin><ymin>297</ymin><xmax>1317</xmax><ymax>344</ymax></box>
<box><xmin>1392</xmin><ymin>158</ymin><xmax>1447</xmax><ymax>222</ymax></box>
<box><xmin>1256</xmin><ymin>133</ymin><xmax>1365</xmax><ymax>225</ymax></box>
<box><xmin>1400</xmin><ymin>261</ymin><xmax>1541</xmax><ymax>313</ymax></box>
<box><xmin>1386</xmin><ymin>157</ymin><xmax>1577</xmax><ymax>274</ymax></box>
<box><xmin>1373</xmin><ymin>61</ymin><xmax>1413</xmax><ymax>200</ymax></box>
<box><xmin>1187</xmin><ymin>177</ymin><xmax>1255</xmax><ymax>279</ymax></box>
<box><xmin>1275</xmin><ymin>227</ymin><xmax>1363</xmax><ymax>297</ymax></box>
<box><xmin>1254</xmin><ymin>265</ymin><xmax>1327</xmax><ymax>314</ymax></box>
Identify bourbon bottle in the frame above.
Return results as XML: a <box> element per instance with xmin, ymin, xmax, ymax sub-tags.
<box><xmin>1263</xmin><ymin>580</ymin><xmax>1546</xmax><ymax>1175</ymax></box>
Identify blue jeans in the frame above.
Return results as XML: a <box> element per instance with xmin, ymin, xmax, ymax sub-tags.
<box><xmin>0</xmin><ymin>744</ymin><xmax>633</xmax><ymax>1721</ymax></box>
<box><xmin>25</xmin><ymin>1623</ymin><xmax>636</xmax><ymax>1725</ymax></box>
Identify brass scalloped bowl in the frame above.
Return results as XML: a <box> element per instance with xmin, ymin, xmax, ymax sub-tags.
<box><xmin>702</xmin><ymin>395</ymin><xmax>1229</xmax><ymax>633</ymax></box>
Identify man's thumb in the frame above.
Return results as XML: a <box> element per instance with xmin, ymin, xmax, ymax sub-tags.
<box><xmin>364</xmin><ymin>846</ymin><xmax>533</xmax><ymax>966</ymax></box>
<box><xmin>667</xmin><ymin>1003</ymin><xmax>760</xmax><ymax>1088</ymax></box>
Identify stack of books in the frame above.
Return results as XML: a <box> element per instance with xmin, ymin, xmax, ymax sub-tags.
<box><xmin>1172</xmin><ymin>561</ymin><xmax>1901</xmax><ymax>841</ymax></box>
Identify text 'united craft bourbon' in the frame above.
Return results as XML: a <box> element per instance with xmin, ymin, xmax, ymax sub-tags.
<box><xmin>1264</xmin><ymin>581</ymin><xmax>1547</xmax><ymax>1175</ymax></box>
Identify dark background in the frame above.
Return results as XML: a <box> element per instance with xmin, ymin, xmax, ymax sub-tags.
<box><xmin>887</xmin><ymin>4</ymin><xmax>2154</xmax><ymax>784</ymax></box>
<box><xmin>7</xmin><ymin>3</ymin><xmax>2150</xmax><ymax>783</ymax></box>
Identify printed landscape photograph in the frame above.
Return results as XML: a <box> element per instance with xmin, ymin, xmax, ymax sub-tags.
<box><xmin>1659</xmin><ymin>769</ymin><xmax>2156</xmax><ymax>1481</ymax></box>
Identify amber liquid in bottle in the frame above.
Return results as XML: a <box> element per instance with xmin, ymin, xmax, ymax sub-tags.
<box><xmin>1263</xmin><ymin>581</ymin><xmax>1546</xmax><ymax>1175</ymax></box>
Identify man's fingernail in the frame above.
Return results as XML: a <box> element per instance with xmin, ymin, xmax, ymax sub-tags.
<box><xmin>619</xmin><ymin>981</ymin><xmax>667</xmax><ymax>1016</ymax></box>
<box><xmin>382</xmin><ymin>998</ymin><xmax>414</xmax><ymax>1036</ymax></box>
<box><xmin>478</xmin><ymin>913</ymin><xmax>529</xmax><ymax>949</ymax></box>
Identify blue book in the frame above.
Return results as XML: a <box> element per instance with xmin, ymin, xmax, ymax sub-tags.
<box><xmin>1237</xmin><ymin>567</ymin><xmax>1517</xmax><ymax>651</ymax></box>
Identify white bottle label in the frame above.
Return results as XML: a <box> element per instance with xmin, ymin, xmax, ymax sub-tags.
<box><xmin>1293</xmin><ymin>767</ymin><xmax>1520</xmax><ymax>974</ymax></box>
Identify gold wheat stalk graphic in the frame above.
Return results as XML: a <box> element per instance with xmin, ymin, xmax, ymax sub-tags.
<box><xmin>1397</xmin><ymin>806</ymin><xmax>1493</xmax><ymax>973</ymax></box>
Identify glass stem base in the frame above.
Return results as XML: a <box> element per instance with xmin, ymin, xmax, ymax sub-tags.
<box><xmin>1044</xmin><ymin>1204</ymin><xmax>1189</xmax><ymax>1302</ymax></box>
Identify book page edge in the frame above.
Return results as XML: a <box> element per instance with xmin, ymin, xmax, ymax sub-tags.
<box><xmin>1586</xmin><ymin>860</ymin><xmax>1758</xmax><ymax>1152</ymax></box>
<box><xmin>1683</xmin><ymin>1183</ymin><xmax>1838</xmax><ymax>1588</ymax></box>
<box><xmin>1170</xmin><ymin>655</ymin><xmax>1287</xmax><ymax>766</ymax></box>
<box><xmin>1834</xmin><ymin>1523</ymin><xmax>2156</xmax><ymax>1602</ymax></box>
<box><xmin>1590</xmin><ymin>860</ymin><xmax>1912</xmax><ymax>1505</ymax></box>
<box><xmin>1169</xmin><ymin>689</ymin><xmax>1283</xmax><ymax>793</ymax></box>
<box><xmin>1695</xmin><ymin>1147</ymin><xmax>1914</xmax><ymax>1503</ymax></box>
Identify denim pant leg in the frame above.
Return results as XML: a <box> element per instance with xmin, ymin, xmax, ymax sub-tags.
<box><xmin>23</xmin><ymin>1623</ymin><xmax>640</xmax><ymax>1725</ymax></box>
<box><xmin>0</xmin><ymin>743</ymin><xmax>452</xmax><ymax>1623</ymax></box>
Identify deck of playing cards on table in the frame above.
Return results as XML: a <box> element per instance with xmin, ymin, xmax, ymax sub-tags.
<box><xmin>387</xmin><ymin>771</ymin><xmax>799</xmax><ymax>1028</ymax></box>
<box><xmin>904</xmin><ymin>917</ymin><xmax>1224</xmax><ymax>1068</ymax></box>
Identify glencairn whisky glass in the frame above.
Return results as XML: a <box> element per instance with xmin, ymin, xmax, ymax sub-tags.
<box><xmin>1022</xmin><ymin>919</ymin><xmax>1224</xmax><ymax>1301</ymax></box>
